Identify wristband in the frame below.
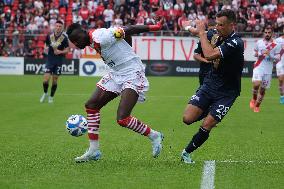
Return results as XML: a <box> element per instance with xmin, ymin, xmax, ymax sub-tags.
<box><xmin>149</xmin><ymin>22</ymin><xmax>162</xmax><ymax>31</ymax></box>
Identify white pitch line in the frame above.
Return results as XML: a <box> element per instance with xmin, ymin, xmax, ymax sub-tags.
<box><xmin>200</xmin><ymin>160</ymin><xmax>216</xmax><ymax>189</ymax></box>
<box><xmin>217</xmin><ymin>160</ymin><xmax>284</xmax><ymax>164</ymax></box>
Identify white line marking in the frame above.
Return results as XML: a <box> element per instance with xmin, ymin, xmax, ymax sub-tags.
<box><xmin>200</xmin><ymin>160</ymin><xmax>216</xmax><ymax>189</ymax></box>
<box><xmin>217</xmin><ymin>160</ymin><xmax>284</xmax><ymax>164</ymax></box>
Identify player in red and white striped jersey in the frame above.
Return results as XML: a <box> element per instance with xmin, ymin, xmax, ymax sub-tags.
<box><xmin>250</xmin><ymin>26</ymin><xmax>278</xmax><ymax>112</ymax></box>
<box><xmin>67</xmin><ymin>19</ymin><xmax>164</xmax><ymax>162</ymax></box>
<box><xmin>275</xmin><ymin>29</ymin><xmax>284</xmax><ymax>104</ymax></box>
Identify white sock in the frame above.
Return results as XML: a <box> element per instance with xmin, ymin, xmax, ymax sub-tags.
<box><xmin>148</xmin><ymin>129</ymin><xmax>159</xmax><ymax>141</ymax></box>
<box><xmin>89</xmin><ymin>140</ymin><xmax>99</xmax><ymax>151</ymax></box>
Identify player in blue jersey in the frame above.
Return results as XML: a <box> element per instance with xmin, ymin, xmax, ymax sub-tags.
<box><xmin>40</xmin><ymin>20</ymin><xmax>69</xmax><ymax>103</ymax></box>
<box><xmin>180</xmin><ymin>9</ymin><xmax>244</xmax><ymax>163</ymax></box>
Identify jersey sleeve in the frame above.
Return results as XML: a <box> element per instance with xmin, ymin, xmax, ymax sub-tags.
<box><xmin>62</xmin><ymin>35</ymin><xmax>69</xmax><ymax>48</ymax></box>
<box><xmin>194</xmin><ymin>41</ymin><xmax>202</xmax><ymax>54</ymax></box>
<box><xmin>218</xmin><ymin>37</ymin><xmax>244</xmax><ymax>59</ymax></box>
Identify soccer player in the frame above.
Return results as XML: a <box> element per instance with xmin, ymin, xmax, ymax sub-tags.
<box><xmin>193</xmin><ymin>20</ymin><xmax>216</xmax><ymax>85</ymax></box>
<box><xmin>275</xmin><ymin>28</ymin><xmax>284</xmax><ymax>104</ymax></box>
<box><xmin>180</xmin><ymin>9</ymin><xmax>244</xmax><ymax>163</ymax></box>
<box><xmin>250</xmin><ymin>26</ymin><xmax>277</xmax><ymax>112</ymax></box>
<box><xmin>40</xmin><ymin>20</ymin><xmax>69</xmax><ymax>103</ymax></box>
<box><xmin>66</xmin><ymin>20</ymin><xmax>164</xmax><ymax>162</ymax></box>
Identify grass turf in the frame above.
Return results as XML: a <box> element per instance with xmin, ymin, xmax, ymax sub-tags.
<box><xmin>0</xmin><ymin>75</ymin><xmax>283</xmax><ymax>189</ymax></box>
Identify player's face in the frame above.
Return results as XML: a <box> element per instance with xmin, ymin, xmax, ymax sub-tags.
<box><xmin>264</xmin><ymin>29</ymin><xmax>272</xmax><ymax>41</ymax></box>
<box><xmin>215</xmin><ymin>16</ymin><xmax>234</xmax><ymax>37</ymax></box>
<box><xmin>55</xmin><ymin>23</ymin><xmax>63</xmax><ymax>36</ymax></box>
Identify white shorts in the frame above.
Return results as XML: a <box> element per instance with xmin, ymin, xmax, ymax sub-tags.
<box><xmin>97</xmin><ymin>58</ymin><xmax>149</xmax><ymax>102</ymax></box>
<box><xmin>276</xmin><ymin>63</ymin><xmax>284</xmax><ymax>76</ymax></box>
<box><xmin>252</xmin><ymin>72</ymin><xmax>272</xmax><ymax>89</ymax></box>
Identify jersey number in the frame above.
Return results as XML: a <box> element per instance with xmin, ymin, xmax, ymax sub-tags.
<box><xmin>215</xmin><ymin>105</ymin><xmax>229</xmax><ymax>120</ymax></box>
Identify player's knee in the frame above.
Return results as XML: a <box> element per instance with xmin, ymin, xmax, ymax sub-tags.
<box><xmin>183</xmin><ymin>116</ymin><xmax>194</xmax><ymax>125</ymax></box>
<box><xmin>117</xmin><ymin>116</ymin><xmax>130</xmax><ymax>127</ymax></box>
<box><xmin>85</xmin><ymin>100</ymin><xmax>99</xmax><ymax>110</ymax></box>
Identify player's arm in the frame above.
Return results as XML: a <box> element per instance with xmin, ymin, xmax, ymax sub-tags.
<box><xmin>192</xmin><ymin>20</ymin><xmax>221</xmax><ymax>60</ymax></box>
<box><xmin>113</xmin><ymin>18</ymin><xmax>164</xmax><ymax>41</ymax></box>
<box><xmin>198</xmin><ymin>32</ymin><xmax>221</xmax><ymax>60</ymax></box>
<box><xmin>194</xmin><ymin>53</ymin><xmax>210</xmax><ymax>63</ymax></box>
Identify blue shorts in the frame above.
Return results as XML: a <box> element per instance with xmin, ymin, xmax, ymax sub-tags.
<box><xmin>189</xmin><ymin>88</ymin><xmax>238</xmax><ymax>122</ymax></box>
<box><xmin>44</xmin><ymin>64</ymin><xmax>62</xmax><ymax>75</ymax></box>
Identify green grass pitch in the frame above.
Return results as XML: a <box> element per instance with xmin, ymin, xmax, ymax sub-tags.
<box><xmin>0</xmin><ymin>75</ymin><xmax>283</xmax><ymax>189</ymax></box>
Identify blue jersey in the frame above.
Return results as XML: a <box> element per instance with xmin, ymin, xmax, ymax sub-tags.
<box><xmin>194</xmin><ymin>31</ymin><xmax>214</xmax><ymax>85</ymax></box>
<box><xmin>45</xmin><ymin>32</ymin><xmax>69</xmax><ymax>65</ymax></box>
<box><xmin>202</xmin><ymin>29</ymin><xmax>244</xmax><ymax>96</ymax></box>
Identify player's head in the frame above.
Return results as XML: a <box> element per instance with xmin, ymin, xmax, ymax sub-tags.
<box><xmin>67</xmin><ymin>23</ymin><xmax>90</xmax><ymax>49</ymax></box>
<box><xmin>54</xmin><ymin>20</ymin><xmax>64</xmax><ymax>36</ymax></box>
<box><xmin>263</xmin><ymin>26</ymin><xmax>273</xmax><ymax>41</ymax></box>
<box><xmin>207</xmin><ymin>19</ymin><xmax>216</xmax><ymax>30</ymax></box>
<box><xmin>215</xmin><ymin>9</ymin><xmax>236</xmax><ymax>37</ymax></box>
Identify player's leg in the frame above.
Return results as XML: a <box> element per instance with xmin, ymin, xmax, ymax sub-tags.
<box><xmin>181</xmin><ymin>94</ymin><xmax>237</xmax><ymax>163</ymax></box>
<box><xmin>277</xmin><ymin>74</ymin><xmax>284</xmax><ymax>104</ymax></box>
<box><xmin>75</xmin><ymin>87</ymin><xmax>118</xmax><ymax>162</ymax></box>
<box><xmin>40</xmin><ymin>70</ymin><xmax>51</xmax><ymax>103</ymax></box>
<box><xmin>278</xmin><ymin>75</ymin><xmax>284</xmax><ymax>104</ymax></box>
<box><xmin>250</xmin><ymin>79</ymin><xmax>261</xmax><ymax>109</ymax></box>
<box><xmin>48</xmin><ymin>75</ymin><xmax>58</xmax><ymax>103</ymax></box>
<box><xmin>116</xmin><ymin>88</ymin><xmax>164</xmax><ymax>158</ymax></box>
<box><xmin>48</xmin><ymin>65</ymin><xmax>62</xmax><ymax>103</ymax></box>
<box><xmin>183</xmin><ymin>89</ymin><xmax>210</xmax><ymax>125</ymax></box>
<box><xmin>254</xmin><ymin>74</ymin><xmax>271</xmax><ymax>112</ymax></box>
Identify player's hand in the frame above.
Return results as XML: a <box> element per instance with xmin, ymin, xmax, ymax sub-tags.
<box><xmin>54</xmin><ymin>49</ymin><xmax>61</xmax><ymax>55</ymax></box>
<box><xmin>182</xmin><ymin>20</ymin><xmax>198</xmax><ymax>35</ymax></box>
<box><xmin>195</xmin><ymin>20</ymin><xmax>206</xmax><ymax>36</ymax></box>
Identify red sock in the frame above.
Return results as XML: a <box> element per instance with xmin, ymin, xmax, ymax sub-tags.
<box><xmin>117</xmin><ymin>116</ymin><xmax>151</xmax><ymax>136</ymax></box>
<box><xmin>86</xmin><ymin>108</ymin><xmax>100</xmax><ymax>140</ymax></box>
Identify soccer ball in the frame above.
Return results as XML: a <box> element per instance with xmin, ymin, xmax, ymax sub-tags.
<box><xmin>65</xmin><ymin>115</ymin><xmax>88</xmax><ymax>137</ymax></box>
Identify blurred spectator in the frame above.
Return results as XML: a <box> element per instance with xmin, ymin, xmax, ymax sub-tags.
<box><xmin>103</xmin><ymin>4</ymin><xmax>115</xmax><ymax>28</ymax></box>
<box><xmin>25</xmin><ymin>40</ymin><xmax>35</xmax><ymax>57</ymax></box>
<box><xmin>15</xmin><ymin>40</ymin><xmax>25</xmax><ymax>57</ymax></box>
<box><xmin>26</xmin><ymin>18</ymin><xmax>39</xmax><ymax>34</ymax></box>
<box><xmin>79</xmin><ymin>3</ymin><xmax>90</xmax><ymax>21</ymax></box>
<box><xmin>113</xmin><ymin>13</ymin><xmax>123</xmax><ymax>27</ymax></box>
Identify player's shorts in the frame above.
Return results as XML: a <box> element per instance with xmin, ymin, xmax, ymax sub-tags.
<box><xmin>96</xmin><ymin>58</ymin><xmax>149</xmax><ymax>102</ymax></box>
<box><xmin>44</xmin><ymin>64</ymin><xmax>62</xmax><ymax>75</ymax></box>
<box><xmin>189</xmin><ymin>88</ymin><xmax>238</xmax><ymax>122</ymax></box>
<box><xmin>276</xmin><ymin>62</ymin><xmax>284</xmax><ymax>76</ymax></box>
<box><xmin>252</xmin><ymin>70</ymin><xmax>272</xmax><ymax>89</ymax></box>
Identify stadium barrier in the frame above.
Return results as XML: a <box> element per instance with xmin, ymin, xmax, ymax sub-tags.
<box><xmin>144</xmin><ymin>60</ymin><xmax>254</xmax><ymax>77</ymax></box>
<box><xmin>23</xmin><ymin>58</ymin><xmax>79</xmax><ymax>75</ymax></box>
<box><xmin>0</xmin><ymin>57</ymin><xmax>256</xmax><ymax>77</ymax></box>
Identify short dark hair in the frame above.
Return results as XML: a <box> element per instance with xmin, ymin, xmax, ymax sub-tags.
<box><xmin>216</xmin><ymin>9</ymin><xmax>236</xmax><ymax>23</ymax></box>
<box><xmin>56</xmin><ymin>20</ymin><xmax>64</xmax><ymax>25</ymax></box>
<box><xmin>66</xmin><ymin>23</ymin><xmax>82</xmax><ymax>36</ymax></box>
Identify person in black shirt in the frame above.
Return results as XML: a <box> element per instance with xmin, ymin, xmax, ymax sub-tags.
<box><xmin>181</xmin><ymin>9</ymin><xmax>244</xmax><ymax>163</ymax></box>
<box><xmin>40</xmin><ymin>20</ymin><xmax>69</xmax><ymax>103</ymax></box>
<box><xmin>193</xmin><ymin>20</ymin><xmax>216</xmax><ymax>85</ymax></box>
